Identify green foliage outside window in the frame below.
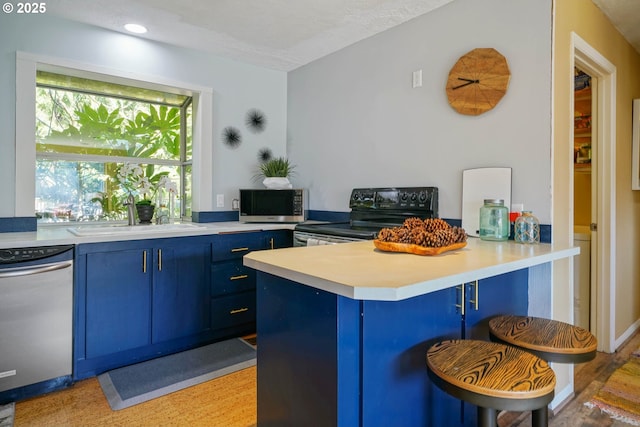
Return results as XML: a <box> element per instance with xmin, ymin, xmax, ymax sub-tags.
<box><xmin>35</xmin><ymin>73</ymin><xmax>192</xmax><ymax>223</ymax></box>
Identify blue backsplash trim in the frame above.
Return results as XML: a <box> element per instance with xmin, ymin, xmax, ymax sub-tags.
<box><xmin>305</xmin><ymin>213</ymin><xmax>552</xmax><ymax>243</ymax></box>
<box><xmin>192</xmin><ymin>211</ymin><xmax>239</xmax><ymax>223</ymax></box>
<box><xmin>540</xmin><ymin>224</ymin><xmax>551</xmax><ymax>244</ymax></box>
<box><xmin>307</xmin><ymin>210</ymin><xmax>350</xmax><ymax>222</ymax></box>
<box><xmin>0</xmin><ymin>217</ymin><xmax>37</xmax><ymax>233</ymax></box>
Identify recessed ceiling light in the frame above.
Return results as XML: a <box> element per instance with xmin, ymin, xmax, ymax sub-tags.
<box><xmin>124</xmin><ymin>24</ymin><xmax>147</xmax><ymax>34</ymax></box>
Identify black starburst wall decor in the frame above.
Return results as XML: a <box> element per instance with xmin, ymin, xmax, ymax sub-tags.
<box><xmin>222</xmin><ymin>126</ymin><xmax>242</xmax><ymax>148</ymax></box>
<box><xmin>258</xmin><ymin>148</ymin><xmax>273</xmax><ymax>163</ymax></box>
<box><xmin>245</xmin><ymin>109</ymin><xmax>267</xmax><ymax>133</ymax></box>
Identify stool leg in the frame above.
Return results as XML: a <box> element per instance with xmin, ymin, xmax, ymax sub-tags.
<box><xmin>477</xmin><ymin>407</ymin><xmax>497</xmax><ymax>427</ymax></box>
<box><xmin>532</xmin><ymin>407</ymin><xmax>548</xmax><ymax>427</ymax></box>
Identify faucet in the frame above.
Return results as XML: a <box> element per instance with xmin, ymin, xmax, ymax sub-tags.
<box><xmin>124</xmin><ymin>193</ymin><xmax>136</xmax><ymax>226</ymax></box>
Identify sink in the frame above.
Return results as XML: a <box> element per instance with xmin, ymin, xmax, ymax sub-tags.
<box><xmin>68</xmin><ymin>223</ymin><xmax>205</xmax><ymax>237</ymax></box>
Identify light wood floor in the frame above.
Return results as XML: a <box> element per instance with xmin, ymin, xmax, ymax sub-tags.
<box><xmin>500</xmin><ymin>329</ymin><xmax>640</xmax><ymax>427</ymax></box>
<box><xmin>14</xmin><ymin>331</ymin><xmax>640</xmax><ymax>427</ymax></box>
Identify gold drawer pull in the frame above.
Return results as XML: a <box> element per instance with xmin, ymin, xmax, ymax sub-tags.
<box><xmin>468</xmin><ymin>280</ymin><xmax>479</xmax><ymax>311</ymax></box>
<box><xmin>142</xmin><ymin>250</ymin><xmax>147</xmax><ymax>273</ymax></box>
<box><xmin>231</xmin><ymin>247</ymin><xmax>249</xmax><ymax>253</ymax></box>
<box><xmin>455</xmin><ymin>284</ymin><xmax>465</xmax><ymax>315</ymax></box>
<box><xmin>230</xmin><ymin>274</ymin><xmax>249</xmax><ymax>280</ymax></box>
<box><xmin>230</xmin><ymin>307</ymin><xmax>249</xmax><ymax>315</ymax></box>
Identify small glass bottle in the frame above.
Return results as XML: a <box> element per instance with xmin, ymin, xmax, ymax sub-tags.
<box><xmin>479</xmin><ymin>199</ymin><xmax>509</xmax><ymax>241</ymax></box>
<box><xmin>514</xmin><ymin>211</ymin><xmax>540</xmax><ymax>244</ymax></box>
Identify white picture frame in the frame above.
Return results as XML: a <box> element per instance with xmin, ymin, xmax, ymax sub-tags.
<box><xmin>632</xmin><ymin>99</ymin><xmax>640</xmax><ymax>190</ymax></box>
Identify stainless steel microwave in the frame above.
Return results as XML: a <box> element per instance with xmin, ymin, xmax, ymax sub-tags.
<box><xmin>239</xmin><ymin>189</ymin><xmax>307</xmax><ymax>223</ymax></box>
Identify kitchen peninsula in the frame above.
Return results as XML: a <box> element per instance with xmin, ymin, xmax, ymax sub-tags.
<box><xmin>244</xmin><ymin>239</ymin><xmax>579</xmax><ymax>427</ymax></box>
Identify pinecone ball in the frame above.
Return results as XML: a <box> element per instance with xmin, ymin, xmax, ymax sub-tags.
<box><xmin>377</xmin><ymin>219</ymin><xmax>468</xmax><ymax>248</ymax></box>
<box><xmin>423</xmin><ymin>218</ymin><xmax>451</xmax><ymax>232</ymax></box>
<box><xmin>403</xmin><ymin>217</ymin><xmax>426</xmax><ymax>230</ymax></box>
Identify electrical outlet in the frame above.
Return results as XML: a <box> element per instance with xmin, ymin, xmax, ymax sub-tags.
<box><xmin>216</xmin><ymin>194</ymin><xmax>224</xmax><ymax>208</ymax></box>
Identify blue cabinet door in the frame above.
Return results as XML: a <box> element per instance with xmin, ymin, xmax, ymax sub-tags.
<box><xmin>85</xmin><ymin>248</ymin><xmax>152</xmax><ymax>359</ymax></box>
<box><xmin>211</xmin><ymin>230</ymin><xmax>292</xmax><ymax>333</ymax></box>
<box><xmin>262</xmin><ymin>230</ymin><xmax>293</xmax><ymax>250</ymax></box>
<box><xmin>464</xmin><ymin>269</ymin><xmax>529</xmax><ymax>341</ymax></box>
<box><xmin>460</xmin><ymin>268</ymin><xmax>529</xmax><ymax>426</ymax></box>
<box><xmin>361</xmin><ymin>288</ymin><xmax>463</xmax><ymax>427</ymax></box>
<box><xmin>152</xmin><ymin>241</ymin><xmax>211</xmax><ymax>343</ymax></box>
<box><xmin>256</xmin><ymin>268</ymin><xmax>531</xmax><ymax>427</ymax></box>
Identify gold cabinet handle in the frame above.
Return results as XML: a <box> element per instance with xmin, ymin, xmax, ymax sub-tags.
<box><xmin>230</xmin><ymin>274</ymin><xmax>249</xmax><ymax>281</ymax></box>
<box><xmin>270</xmin><ymin>238</ymin><xmax>274</xmax><ymax>250</ymax></box>
<box><xmin>142</xmin><ymin>250</ymin><xmax>147</xmax><ymax>273</ymax></box>
<box><xmin>230</xmin><ymin>307</ymin><xmax>249</xmax><ymax>315</ymax></box>
<box><xmin>158</xmin><ymin>249</ymin><xmax>162</xmax><ymax>272</ymax></box>
<box><xmin>231</xmin><ymin>247</ymin><xmax>249</xmax><ymax>253</ymax></box>
<box><xmin>468</xmin><ymin>280</ymin><xmax>479</xmax><ymax>311</ymax></box>
<box><xmin>455</xmin><ymin>284</ymin><xmax>465</xmax><ymax>315</ymax></box>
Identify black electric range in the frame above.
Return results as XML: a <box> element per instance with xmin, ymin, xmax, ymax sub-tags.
<box><xmin>294</xmin><ymin>187</ymin><xmax>438</xmax><ymax>244</ymax></box>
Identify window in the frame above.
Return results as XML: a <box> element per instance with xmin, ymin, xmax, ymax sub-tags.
<box><xmin>35</xmin><ymin>71</ymin><xmax>192</xmax><ymax>223</ymax></box>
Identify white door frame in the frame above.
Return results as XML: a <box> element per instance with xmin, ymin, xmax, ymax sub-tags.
<box><xmin>570</xmin><ymin>33</ymin><xmax>616</xmax><ymax>353</ymax></box>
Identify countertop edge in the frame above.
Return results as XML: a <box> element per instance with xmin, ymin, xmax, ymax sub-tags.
<box><xmin>0</xmin><ymin>222</ymin><xmax>299</xmax><ymax>249</ymax></box>
<box><xmin>244</xmin><ymin>242</ymin><xmax>579</xmax><ymax>301</ymax></box>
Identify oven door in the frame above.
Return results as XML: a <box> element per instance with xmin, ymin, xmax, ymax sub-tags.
<box><xmin>293</xmin><ymin>231</ymin><xmax>364</xmax><ymax>247</ymax></box>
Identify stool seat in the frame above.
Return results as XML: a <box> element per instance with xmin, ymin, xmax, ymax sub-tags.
<box><xmin>489</xmin><ymin>315</ymin><xmax>597</xmax><ymax>364</ymax></box>
<box><xmin>427</xmin><ymin>340</ymin><xmax>555</xmax><ymax>427</ymax></box>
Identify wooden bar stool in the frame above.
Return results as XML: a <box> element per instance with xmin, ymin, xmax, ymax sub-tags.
<box><xmin>488</xmin><ymin>315</ymin><xmax>597</xmax><ymax>364</ymax></box>
<box><xmin>426</xmin><ymin>340</ymin><xmax>556</xmax><ymax>427</ymax></box>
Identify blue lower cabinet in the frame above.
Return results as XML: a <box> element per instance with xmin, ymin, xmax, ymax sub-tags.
<box><xmin>464</xmin><ymin>269</ymin><xmax>529</xmax><ymax>340</ymax></box>
<box><xmin>85</xmin><ymin>248</ymin><xmax>152</xmax><ymax>359</ymax></box>
<box><xmin>74</xmin><ymin>236</ymin><xmax>212</xmax><ymax>379</ymax></box>
<box><xmin>458</xmin><ymin>269</ymin><xmax>529</xmax><ymax>426</ymax></box>
<box><xmin>361</xmin><ymin>289</ymin><xmax>461</xmax><ymax>427</ymax></box>
<box><xmin>74</xmin><ymin>230</ymin><xmax>291</xmax><ymax>380</ymax></box>
<box><xmin>257</xmin><ymin>272</ymin><xmax>360</xmax><ymax>427</ymax></box>
<box><xmin>152</xmin><ymin>242</ymin><xmax>211</xmax><ymax>343</ymax></box>
<box><xmin>256</xmin><ymin>268</ymin><xmax>529</xmax><ymax>427</ymax></box>
<box><xmin>211</xmin><ymin>291</ymin><xmax>256</xmax><ymax>330</ymax></box>
<box><xmin>210</xmin><ymin>229</ymin><xmax>292</xmax><ymax>333</ymax></box>
<box><xmin>211</xmin><ymin>260</ymin><xmax>256</xmax><ymax>296</ymax></box>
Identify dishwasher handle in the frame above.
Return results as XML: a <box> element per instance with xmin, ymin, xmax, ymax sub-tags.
<box><xmin>0</xmin><ymin>261</ymin><xmax>73</xmax><ymax>279</ymax></box>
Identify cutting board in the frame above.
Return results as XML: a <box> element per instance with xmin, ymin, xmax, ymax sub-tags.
<box><xmin>462</xmin><ymin>167</ymin><xmax>512</xmax><ymax>237</ymax></box>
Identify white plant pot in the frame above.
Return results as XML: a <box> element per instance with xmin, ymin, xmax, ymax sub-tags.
<box><xmin>263</xmin><ymin>177</ymin><xmax>292</xmax><ymax>189</ymax></box>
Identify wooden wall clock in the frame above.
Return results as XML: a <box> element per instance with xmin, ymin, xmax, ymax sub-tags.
<box><xmin>446</xmin><ymin>48</ymin><xmax>511</xmax><ymax>116</ymax></box>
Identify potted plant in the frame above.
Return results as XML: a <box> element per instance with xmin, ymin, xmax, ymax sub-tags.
<box><xmin>256</xmin><ymin>157</ymin><xmax>295</xmax><ymax>189</ymax></box>
<box><xmin>115</xmin><ymin>163</ymin><xmax>177</xmax><ymax>224</ymax></box>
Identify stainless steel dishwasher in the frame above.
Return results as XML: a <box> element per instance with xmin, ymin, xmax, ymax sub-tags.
<box><xmin>0</xmin><ymin>245</ymin><xmax>73</xmax><ymax>396</ymax></box>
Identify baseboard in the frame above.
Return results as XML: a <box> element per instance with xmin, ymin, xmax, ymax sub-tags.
<box><xmin>549</xmin><ymin>383</ymin><xmax>574</xmax><ymax>413</ymax></box>
<box><xmin>614</xmin><ymin>318</ymin><xmax>640</xmax><ymax>351</ymax></box>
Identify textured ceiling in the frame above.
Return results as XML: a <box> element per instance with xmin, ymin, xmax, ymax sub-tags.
<box><xmin>591</xmin><ymin>0</ymin><xmax>640</xmax><ymax>55</ymax></box>
<box><xmin>45</xmin><ymin>0</ymin><xmax>454</xmax><ymax>71</ymax></box>
<box><xmin>44</xmin><ymin>0</ymin><xmax>640</xmax><ymax>72</ymax></box>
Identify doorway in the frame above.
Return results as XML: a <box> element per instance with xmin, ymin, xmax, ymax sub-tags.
<box><xmin>571</xmin><ymin>33</ymin><xmax>616</xmax><ymax>353</ymax></box>
<box><xmin>572</xmin><ymin>67</ymin><xmax>594</xmax><ymax>333</ymax></box>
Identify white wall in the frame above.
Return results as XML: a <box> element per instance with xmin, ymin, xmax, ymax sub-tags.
<box><xmin>287</xmin><ymin>0</ymin><xmax>553</xmax><ymax>222</ymax></box>
<box><xmin>0</xmin><ymin>13</ymin><xmax>287</xmax><ymax>218</ymax></box>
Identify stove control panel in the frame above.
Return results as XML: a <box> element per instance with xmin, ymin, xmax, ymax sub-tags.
<box><xmin>350</xmin><ymin>187</ymin><xmax>438</xmax><ymax>212</ymax></box>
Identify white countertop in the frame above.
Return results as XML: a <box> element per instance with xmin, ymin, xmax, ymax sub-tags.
<box><xmin>0</xmin><ymin>221</ymin><xmax>299</xmax><ymax>249</ymax></box>
<box><xmin>243</xmin><ymin>239</ymin><xmax>579</xmax><ymax>301</ymax></box>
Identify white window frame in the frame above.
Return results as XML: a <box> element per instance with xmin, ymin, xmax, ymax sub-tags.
<box><xmin>15</xmin><ymin>51</ymin><xmax>214</xmax><ymax>220</ymax></box>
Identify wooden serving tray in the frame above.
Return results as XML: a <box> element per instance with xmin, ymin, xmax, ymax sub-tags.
<box><xmin>373</xmin><ymin>240</ymin><xmax>467</xmax><ymax>256</ymax></box>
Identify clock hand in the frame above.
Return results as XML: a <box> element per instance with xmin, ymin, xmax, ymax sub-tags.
<box><xmin>452</xmin><ymin>79</ymin><xmax>480</xmax><ymax>90</ymax></box>
<box><xmin>457</xmin><ymin>77</ymin><xmax>478</xmax><ymax>83</ymax></box>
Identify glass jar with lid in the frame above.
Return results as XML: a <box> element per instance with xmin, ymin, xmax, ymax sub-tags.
<box><xmin>514</xmin><ymin>211</ymin><xmax>540</xmax><ymax>244</ymax></box>
<box><xmin>479</xmin><ymin>199</ymin><xmax>509</xmax><ymax>241</ymax></box>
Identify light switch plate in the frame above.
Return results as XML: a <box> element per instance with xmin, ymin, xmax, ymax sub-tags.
<box><xmin>216</xmin><ymin>194</ymin><xmax>224</xmax><ymax>208</ymax></box>
<box><xmin>412</xmin><ymin>69</ymin><xmax>422</xmax><ymax>88</ymax></box>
